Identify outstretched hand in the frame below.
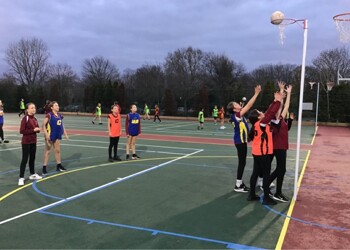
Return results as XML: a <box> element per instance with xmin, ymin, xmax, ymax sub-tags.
<box><xmin>255</xmin><ymin>85</ymin><xmax>262</xmax><ymax>94</ymax></box>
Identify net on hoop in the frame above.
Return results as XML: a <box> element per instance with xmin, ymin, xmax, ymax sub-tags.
<box><xmin>333</xmin><ymin>13</ymin><xmax>350</xmax><ymax>43</ymax></box>
<box><xmin>309</xmin><ymin>82</ymin><xmax>316</xmax><ymax>90</ymax></box>
<box><xmin>326</xmin><ymin>81</ymin><xmax>335</xmax><ymax>91</ymax></box>
<box><xmin>273</xmin><ymin>19</ymin><xmax>298</xmax><ymax>45</ymax></box>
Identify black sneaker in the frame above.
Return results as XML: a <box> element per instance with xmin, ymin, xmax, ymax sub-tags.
<box><xmin>42</xmin><ymin>166</ymin><xmax>47</xmax><ymax>175</ymax></box>
<box><xmin>92</xmin><ymin>121</ymin><xmax>95</xmax><ymax>124</ymax></box>
<box><xmin>262</xmin><ymin>197</ymin><xmax>277</xmax><ymax>205</ymax></box>
<box><xmin>56</xmin><ymin>165</ymin><xmax>67</xmax><ymax>172</ymax></box>
<box><xmin>247</xmin><ymin>194</ymin><xmax>260</xmax><ymax>201</ymax></box>
<box><xmin>273</xmin><ymin>193</ymin><xmax>289</xmax><ymax>203</ymax></box>
<box><xmin>126</xmin><ymin>154</ymin><xmax>130</xmax><ymax>160</ymax></box>
<box><xmin>108</xmin><ymin>158</ymin><xmax>114</xmax><ymax>162</ymax></box>
<box><xmin>234</xmin><ymin>183</ymin><xmax>249</xmax><ymax>193</ymax></box>
<box><xmin>113</xmin><ymin>156</ymin><xmax>122</xmax><ymax>161</ymax></box>
<box><xmin>132</xmin><ymin>154</ymin><xmax>140</xmax><ymax>160</ymax></box>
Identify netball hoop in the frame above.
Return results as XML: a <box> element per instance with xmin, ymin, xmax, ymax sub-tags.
<box><xmin>333</xmin><ymin>12</ymin><xmax>350</xmax><ymax>43</ymax></box>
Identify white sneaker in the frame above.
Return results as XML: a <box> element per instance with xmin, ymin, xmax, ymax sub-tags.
<box><xmin>18</xmin><ymin>178</ymin><xmax>25</xmax><ymax>186</ymax></box>
<box><xmin>220</xmin><ymin>126</ymin><xmax>226</xmax><ymax>129</ymax></box>
<box><xmin>29</xmin><ymin>173</ymin><xmax>42</xmax><ymax>180</ymax></box>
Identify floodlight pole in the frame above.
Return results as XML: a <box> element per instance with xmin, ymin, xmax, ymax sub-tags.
<box><xmin>293</xmin><ymin>19</ymin><xmax>308</xmax><ymax>201</ymax></box>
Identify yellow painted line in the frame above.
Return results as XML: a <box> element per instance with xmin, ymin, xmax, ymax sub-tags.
<box><xmin>275</xmin><ymin>149</ymin><xmax>311</xmax><ymax>250</ymax></box>
<box><xmin>310</xmin><ymin>126</ymin><xmax>318</xmax><ymax>145</ymax></box>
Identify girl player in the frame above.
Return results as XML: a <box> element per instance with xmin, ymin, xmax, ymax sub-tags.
<box><xmin>227</xmin><ymin>85</ymin><xmax>261</xmax><ymax>193</ymax></box>
<box><xmin>125</xmin><ymin>104</ymin><xmax>141</xmax><ymax>160</ymax></box>
<box><xmin>18</xmin><ymin>103</ymin><xmax>42</xmax><ymax>186</ymax></box>
<box><xmin>269</xmin><ymin>83</ymin><xmax>293</xmax><ymax>202</ymax></box>
<box><xmin>247</xmin><ymin>91</ymin><xmax>283</xmax><ymax>205</ymax></box>
<box><xmin>42</xmin><ymin>101</ymin><xmax>69</xmax><ymax>174</ymax></box>
<box><xmin>108</xmin><ymin>104</ymin><xmax>122</xmax><ymax>162</ymax></box>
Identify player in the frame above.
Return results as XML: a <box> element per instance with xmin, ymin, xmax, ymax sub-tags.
<box><xmin>108</xmin><ymin>104</ymin><xmax>122</xmax><ymax>162</ymax></box>
<box><xmin>18</xmin><ymin>103</ymin><xmax>42</xmax><ymax>186</ymax></box>
<box><xmin>227</xmin><ymin>85</ymin><xmax>262</xmax><ymax>193</ymax></box>
<box><xmin>125</xmin><ymin>104</ymin><xmax>141</xmax><ymax>160</ymax></box>
<box><xmin>42</xmin><ymin>101</ymin><xmax>69</xmax><ymax>174</ymax></box>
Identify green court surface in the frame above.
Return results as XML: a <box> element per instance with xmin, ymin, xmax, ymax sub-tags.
<box><xmin>0</xmin><ymin>114</ymin><xmax>313</xmax><ymax>249</ymax></box>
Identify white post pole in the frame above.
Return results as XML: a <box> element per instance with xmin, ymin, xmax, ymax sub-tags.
<box><xmin>293</xmin><ymin>19</ymin><xmax>308</xmax><ymax>201</ymax></box>
<box><xmin>315</xmin><ymin>82</ymin><xmax>320</xmax><ymax>128</ymax></box>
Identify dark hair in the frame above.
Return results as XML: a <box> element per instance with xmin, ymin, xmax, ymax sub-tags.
<box><xmin>226</xmin><ymin>101</ymin><xmax>235</xmax><ymax>114</ymax></box>
<box><xmin>248</xmin><ymin>109</ymin><xmax>260</xmax><ymax>141</ymax></box>
<box><xmin>49</xmin><ymin>101</ymin><xmax>58</xmax><ymax>108</ymax></box>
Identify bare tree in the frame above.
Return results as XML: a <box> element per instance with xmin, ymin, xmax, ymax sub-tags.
<box><xmin>47</xmin><ymin>63</ymin><xmax>80</xmax><ymax>106</ymax></box>
<box><xmin>312</xmin><ymin>47</ymin><xmax>350</xmax><ymax>83</ymax></box>
<box><xmin>5</xmin><ymin>37</ymin><xmax>50</xmax><ymax>93</ymax></box>
<box><xmin>82</xmin><ymin>56</ymin><xmax>119</xmax><ymax>85</ymax></box>
<box><xmin>133</xmin><ymin>64</ymin><xmax>164</xmax><ymax>105</ymax></box>
<box><xmin>164</xmin><ymin>47</ymin><xmax>205</xmax><ymax>111</ymax></box>
<box><xmin>203</xmin><ymin>53</ymin><xmax>246</xmax><ymax>105</ymax></box>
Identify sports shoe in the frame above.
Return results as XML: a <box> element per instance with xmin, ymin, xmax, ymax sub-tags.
<box><xmin>234</xmin><ymin>183</ymin><xmax>249</xmax><ymax>193</ymax></box>
<box><xmin>262</xmin><ymin>197</ymin><xmax>277</xmax><ymax>205</ymax></box>
<box><xmin>273</xmin><ymin>193</ymin><xmax>289</xmax><ymax>203</ymax></box>
<box><xmin>56</xmin><ymin>165</ymin><xmax>67</xmax><ymax>171</ymax></box>
<box><xmin>108</xmin><ymin>158</ymin><xmax>114</xmax><ymax>162</ymax></box>
<box><xmin>42</xmin><ymin>166</ymin><xmax>47</xmax><ymax>175</ymax></box>
<box><xmin>92</xmin><ymin>121</ymin><xmax>95</xmax><ymax>124</ymax></box>
<box><xmin>132</xmin><ymin>154</ymin><xmax>140</xmax><ymax>160</ymax></box>
<box><xmin>99</xmin><ymin>123</ymin><xmax>103</xmax><ymax>125</ymax></box>
<box><xmin>247</xmin><ymin>194</ymin><xmax>260</xmax><ymax>201</ymax></box>
<box><xmin>126</xmin><ymin>154</ymin><xmax>130</xmax><ymax>160</ymax></box>
<box><xmin>113</xmin><ymin>156</ymin><xmax>122</xmax><ymax>161</ymax></box>
<box><xmin>18</xmin><ymin>178</ymin><xmax>24</xmax><ymax>186</ymax></box>
<box><xmin>29</xmin><ymin>173</ymin><xmax>42</xmax><ymax>180</ymax></box>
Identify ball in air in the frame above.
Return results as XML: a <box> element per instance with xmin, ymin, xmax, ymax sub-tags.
<box><xmin>271</xmin><ymin>11</ymin><xmax>284</xmax><ymax>25</ymax></box>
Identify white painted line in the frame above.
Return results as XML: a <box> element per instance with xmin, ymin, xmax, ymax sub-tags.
<box><xmin>0</xmin><ymin>149</ymin><xmax>203</xmax><ymax>225</ymax></box>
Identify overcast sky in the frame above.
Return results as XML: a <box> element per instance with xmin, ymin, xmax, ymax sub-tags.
<box><xmin>0</xmin><ymin>0</ymin><xmax>349</xmax><ymax>76</ymax></box>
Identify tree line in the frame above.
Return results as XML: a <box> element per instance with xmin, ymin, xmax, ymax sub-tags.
<box><xmin>1</xmin><ymin>37</ymin><xmax>350</xmax><ymax>122</ymax></box>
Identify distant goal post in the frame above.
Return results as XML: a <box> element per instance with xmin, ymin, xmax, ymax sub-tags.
<box><xmin>337</xmin><ymin>69</ymin><xmax>350</xmax><ymax>85</ymax></box>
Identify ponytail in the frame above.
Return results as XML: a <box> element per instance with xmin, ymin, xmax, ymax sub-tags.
<box><xmin>248</xmin><ymin>109</ymin><xmax>259</xmax><ymax>141</ymax></box>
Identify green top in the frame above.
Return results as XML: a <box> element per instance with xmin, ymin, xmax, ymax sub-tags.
<box><xmin>144</xmin><ymin>105</ymin><xmax>150</xmax><ymax>114</ymax></box>
<box><xmin>213</xmin><ymin>108</ymin><xmax>218</xmax><ymax>117</ymax></box>
<box><xmin>20</xmin><ymin>101</ymin><xmax>25</xmax><ymax>110</ymax></box>
<box><xmin>96</xmin><ymin>106</ymin><xmax>101</xmax><ymax>116</ymax></box>
<box><xmin>198</xmin><ymin>111</ymin><xmax>204</xmax><ymax>123</ymax></box>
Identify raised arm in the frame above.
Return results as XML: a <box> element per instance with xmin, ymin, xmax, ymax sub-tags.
<box><xmin>281</xmin><ymin>85</ymin><xmax>292</xmax><ymax>119</ymax></box>
<box><xmin>240</xmin><ymin>85</ymin><xmax>262</xmax><ymax>116</ymax></box>
<box><xmin>274</xmin><ymin>81</ymin><xmax>285</xmax><ymax>119</ymax></box>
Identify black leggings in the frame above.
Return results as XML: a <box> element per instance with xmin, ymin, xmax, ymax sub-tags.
<box><xmin>108</xmin><ymin>137</ymin><xmax>120</xmax><ymax>158</ymax></box>
<box><xmin>19</xmin><ymin>143</ymin><xmax>37</xmax><ymax>178</ymax></box>
<box><xmin>154</xmin><ymin>114</ymin><xmax>161</xmax><ymax>122</ymax></box>
<box><xmin>269</xmin><ymin>149</ymin><xmax>287</xmax><ymax>195</ymax></box>
<box><xmin>0</xmin><ymin>123</ymin><xmax>3</xmax><ymax>140</ymax></box>
<box><xmin>235</xmin><ymin>143</ymin><xmax>247</xmax><ymax>180</ymax></box>
<box><xmin>250</xmin><ymin>154</ymin><xmax>272</xmax><ymax>199</ymax></box>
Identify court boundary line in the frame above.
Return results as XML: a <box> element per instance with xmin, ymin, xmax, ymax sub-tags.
<box><xmin>0</xmin><ymin>149</ymin><xmax>203</xmax><ymax>225</ymax></box>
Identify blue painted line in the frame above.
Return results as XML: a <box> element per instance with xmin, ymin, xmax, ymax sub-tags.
<box><xmin>258</xmin><ymin>194</ymin><xmax>348</xmax><ymax>231</ymax></box>
<box><xmin>32</xmin><ymin>181</ymin><xmax>64</xmax><ymax>200</ymax></box>
<box><xmin>38</xmin><ymin>210</ymin><xmax>263</xmax><ymax>250</ymax></box>
<box><xmin>264</xmin><ymin>205</ymin><xmax>348</xmax><ymax>231</ymax></box>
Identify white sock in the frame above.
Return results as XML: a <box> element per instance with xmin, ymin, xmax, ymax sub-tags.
<box><xmin>236</xmin><ymin>179</ymin><xmax>242</xmax><ymax>186</ymax></box>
